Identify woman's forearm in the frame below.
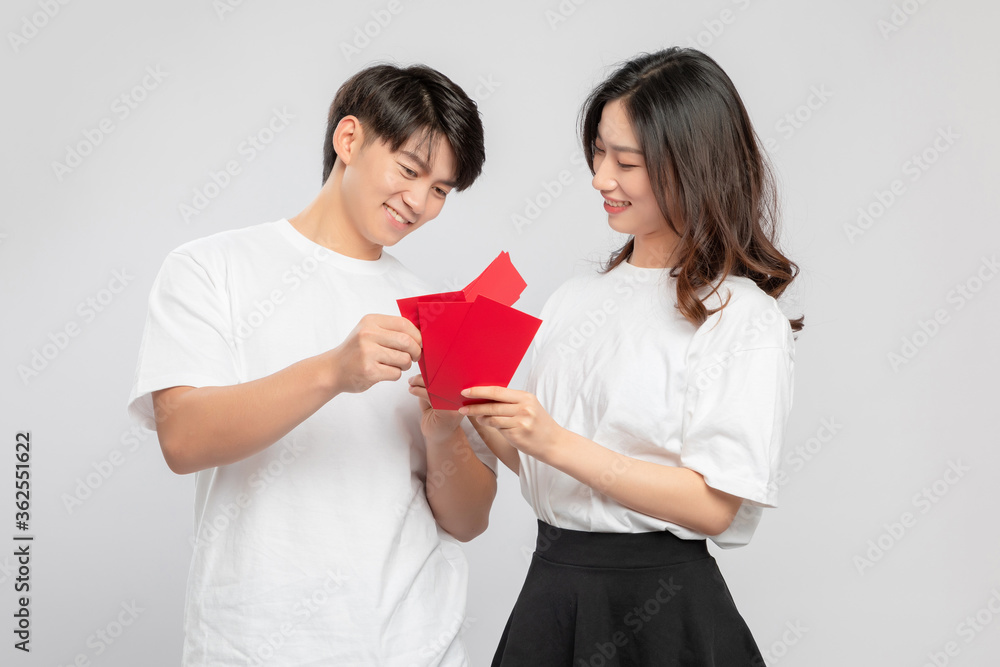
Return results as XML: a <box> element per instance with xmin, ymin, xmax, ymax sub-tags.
<box><xmin>544</xmin><ymin>430</ymin><xmax>742</xmax><ymax>535</ymax></box>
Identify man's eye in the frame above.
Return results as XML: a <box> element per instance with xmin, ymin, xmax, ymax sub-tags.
<box><xmin>434</xmin><ymin>187</ymin><xmax>449</xmax><ymax>197</ymax></box>
<box><xmin>400</xmin><ymin>165</ymin><xmax>418</xmax><ymax>177</ymax></box>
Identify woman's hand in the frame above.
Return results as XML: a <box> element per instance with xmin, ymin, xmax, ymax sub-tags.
<box><xmin>408</xmin><ymin>374</ymin><xmax>464</xmax><ymax>445</ymax></box>
<box><xmin>459</xmin><ymin>386</ymin><xmax>565</xmax><ymax>463</ymax></box>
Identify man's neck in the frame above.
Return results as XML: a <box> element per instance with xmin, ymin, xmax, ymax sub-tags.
<box><xmin>288</xmin><ymin>172</ymin><xmax>382</xmax><ymax>260</ymax></box>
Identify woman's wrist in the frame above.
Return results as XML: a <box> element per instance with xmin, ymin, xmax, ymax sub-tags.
<box><xmin>537</xmin><ymin>426</ymin><xmax>576</xmax><ymax>470</ymax></box>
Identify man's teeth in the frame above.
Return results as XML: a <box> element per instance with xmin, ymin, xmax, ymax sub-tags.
<box><xmin>605</xmin><ymin>199</ymin><xmax>631</xmax><ymax>208</ymax></box>
<box><xmin>386</xmin><ymin>205</ymin><xmax>410</xmax><ymax>224</ymax></box>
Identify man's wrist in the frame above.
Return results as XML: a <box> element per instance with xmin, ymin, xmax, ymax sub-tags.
<box><xmin>422</xmin><ymin>418</ymin><xmax>464</xmax><ymax>449</ymax></box>
<box><xmin>316</xmin><ymin>349</ymin><xmax>343</xmax><ymax>398</ymax></box>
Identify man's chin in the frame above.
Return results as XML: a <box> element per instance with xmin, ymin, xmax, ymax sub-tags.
<box><xmin>384</xmin><ymin>222</ymin><xmax>423</xmax><ymax>245</ymax></box>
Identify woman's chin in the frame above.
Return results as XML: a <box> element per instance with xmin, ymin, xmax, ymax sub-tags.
<box><xmin>607</xmin><ymin>219</ymin><xmax>641</xmax><ymax>237</ymax></box>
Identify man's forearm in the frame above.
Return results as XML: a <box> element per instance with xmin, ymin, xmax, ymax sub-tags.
<box><xmin>424</xmin><ymin>425</ymin><xmax>497</xmax><ymax>542</ymax></box>
<box><xmin>153</xmin><ymin>351</ymin><xmax>339</xmax><ymax>474</ymax></box>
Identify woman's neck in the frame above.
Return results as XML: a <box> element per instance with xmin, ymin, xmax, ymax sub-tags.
<box><xmin>629</xmin><ymin>230</ymin><xmax>681</xmax><ymax>268</ymax></box>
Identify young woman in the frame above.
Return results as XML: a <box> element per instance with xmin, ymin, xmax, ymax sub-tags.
<box><xmin>460</xmin><ymin>48</ymin><xmax>803</xmax><ymax>665</ymax></box>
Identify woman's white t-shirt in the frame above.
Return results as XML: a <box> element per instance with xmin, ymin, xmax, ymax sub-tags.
<box><xmin>128</xmin><ymin>219</ymin><xmax>496</xmax><ymax>666</ymax></box>
<box><xmin>519</xmin><ymin>260</ymin><xmax>795</xmax><ymax>548</ymax></box>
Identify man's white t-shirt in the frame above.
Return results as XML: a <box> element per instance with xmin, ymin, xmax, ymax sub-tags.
<box><xmin>519</xmin><ymin>259</ymin><xmax>795</xmax><ymax>548</ymax></box>
<box><xmin>128</xmin><ymin>219</ymin><xmax>496</xmax><ymax>666</ymax></box>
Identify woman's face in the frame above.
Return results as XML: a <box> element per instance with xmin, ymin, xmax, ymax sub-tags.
<box><xmin>591</xmin><ymin>99</ymin><xmax>673</xmax><ymax>243</ymax></box>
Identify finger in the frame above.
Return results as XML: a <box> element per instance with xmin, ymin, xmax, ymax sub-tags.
<box><xmin>369</xmin><ymin>329</ymin><xmax>422</xmax><ymax>362</ymax></box>
<box><xmin>407</xmin><ymin>383</ymin><xmax>430</xmax><ymax>401</ymax></box>
<box><xmin>373</xmin><ymin>362</ymin><xmax>405</xmax><ymax>383</ymax></box>
<box><xmin>372</xmin><ymin>314</ymin><xmax>422</xmax><ymax>348</ymax></box>
<box><xmin>459</xmin><ymin>401</ymin><xmax>519</xmax><ymax>418</ymax></box>
<box><xmin>376</xmin><ymin>348</ymin><xmax>415</xmax><ymax>373</ymax></box>
<box><xmin>408</xmin><ymin>374</ymin><xmax>426</xmax><ymax>388</ymax></box>
<box><xmin>476</xmin><ymin>415</ymin><xmax>518</xmax><ymax>431</ymax></box>
<box><xmin>407</xmin><ymin>384</ymin><xmax>432</xmax><ymax>409</ymax></box>
<box><xmin>461</xmin><ymin>386</ymin><xmax>521</xmax><ymax>403</ymax></box>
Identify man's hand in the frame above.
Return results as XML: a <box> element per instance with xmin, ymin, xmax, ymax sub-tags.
<box><xmin>408</xmin><ymin>374</ymin><xmax>464</xmax><ymax>445</ymax></box>
<box><xmin>329</xmin><ymin>314</ymin><xmax>422</xmax><ymax>394</ymax></box>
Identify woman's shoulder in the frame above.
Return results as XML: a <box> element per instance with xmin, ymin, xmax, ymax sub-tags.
<box><xmin>539</xmin><ymin>265</ymin><xmax>607</xmax><ymax>310</ymax></box>
<box><xmin>707</xmin><ymin>275</ymin><xmax>779</xmax><ymax>315</ymax></box>
<box><xmin>690</xmin><ymin>275</ymin><xmax>794</xmax><ymax>360</ymax></box>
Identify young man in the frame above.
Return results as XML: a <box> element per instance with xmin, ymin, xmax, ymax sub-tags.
<box><xmin>127</xmin><ymin>64</ymin><xmax>496</xmax><ymax>665</ymax></box>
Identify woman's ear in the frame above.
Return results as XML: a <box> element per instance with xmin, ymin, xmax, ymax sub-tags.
<box><xmin>332</xmin><ymin>115</ymin><xmax>365</xmax><ymax>166</ymax></box>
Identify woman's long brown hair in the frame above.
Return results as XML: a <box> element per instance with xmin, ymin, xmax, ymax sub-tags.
<box><xmin>581</xmin><ymin>48</ymin><xmax>803</xmax><ymax>332</ymax></box>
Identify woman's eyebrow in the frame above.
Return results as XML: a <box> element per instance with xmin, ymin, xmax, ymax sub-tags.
<box><xmin>595</xmin><ymin>131</ymin><xmax>643</xmax><ymax>155</ymax></box>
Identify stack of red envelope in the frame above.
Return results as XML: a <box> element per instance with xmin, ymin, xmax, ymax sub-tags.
<box><xmin>397</xmin><ymin>252</ymin><xmax>543</xmax><ymax>410</ymax></box>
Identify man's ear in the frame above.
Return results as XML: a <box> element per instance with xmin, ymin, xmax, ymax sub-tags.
<box><xmin>332</xmin><ymin>115</ymin><xmax>365</xmax><ymax>166</ymax></box>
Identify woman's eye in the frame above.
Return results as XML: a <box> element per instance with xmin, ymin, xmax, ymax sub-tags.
<box><xmin>618</xmin><ymin>162</ymin><xmax>636</xmax><ymax>169</ymax></box>
<box><xmin>593</xmin><ymin>146</ymin><xmax>606</xmax><ymax>155</ymax></box>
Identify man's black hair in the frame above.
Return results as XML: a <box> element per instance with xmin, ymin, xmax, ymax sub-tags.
<box><xmin>323</xmin><ymin>64</ymin><xmax>486</xmax><ymax>191</ymax></box>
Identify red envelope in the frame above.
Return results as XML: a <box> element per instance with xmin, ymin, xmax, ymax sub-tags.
<box><xmin>397</xmin><ymin>252</ymin><xmax>543</xmax><ymax>410</ymax></box>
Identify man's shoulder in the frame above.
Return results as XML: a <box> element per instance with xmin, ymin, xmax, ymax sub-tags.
<box><xmin>378</xmin><ymin>251</ymin><xmax>436</xmax><ymax>295</ymax></box>
<box><xmin>172</xmin><ymin>220</ymin><xmax>282</xmax><ymax>258</ymax></box>
<box><xmin>164</xmin><ymin>220</ymin><xmax>287</xmax><ymax>277</ymax></box>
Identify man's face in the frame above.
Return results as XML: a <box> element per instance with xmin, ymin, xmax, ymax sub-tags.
<box><xmin>340</xmin><ymin>130</ymin><xmax>458</xmax><ymax>251</ymax></box>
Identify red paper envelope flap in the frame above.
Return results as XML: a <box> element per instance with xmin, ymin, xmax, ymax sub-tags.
<box><xmin>396</xmin><ymin>296</ymin><xmax>421</xmax><ymax>329</ymax></box>
<box><xmin>426</xmin><ymin>392</ymin><xmax>464</xmax><ymax>411</ymax></box>
<box><xmin>397</xmin><ymin>291</ymin><xmax>466</xmax><ymax>388</ymax></box>
<box><xmin>462</xmin><ymin>252</ymin><xmax>527</xmax><ymax>307</ymax></box>
<box><xmin>418</xmin><ymin>300</ymin><xmax>472</xmax><ymax>385</ymax></box>
<box><xmin>396</xmin><ymin>291</ymin><xmax>466</xmax><ymax>330</ymax></box>
<box><xmin>429</xmin><ymin>295</ymin><xmax>542</xmax><ymax>408</ymax></box>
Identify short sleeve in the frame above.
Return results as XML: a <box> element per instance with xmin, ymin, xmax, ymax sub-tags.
<box><xmin>459</xmin><ymin>419</ymin><xmax>498</xmax><ymax>475</ymax></box>
<box><xmin>681</xmin><ymin>347</ymin><xmax>793</xmax><ymax>508</ymax></box>
<box><xmin>680</xmin><ymin>286</ymin><xmax>795</xmax><ymax>510</ymax></box>
<box><xmin>126</xmin><ymin>250</ymin><xmax>240</xmax><ymax>430</ymax></box>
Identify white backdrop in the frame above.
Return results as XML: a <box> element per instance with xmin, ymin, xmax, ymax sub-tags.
<box><xmin>3</xmin><ymin>1</ymin><xmax>999</xmax><ymax>665</ymax></box>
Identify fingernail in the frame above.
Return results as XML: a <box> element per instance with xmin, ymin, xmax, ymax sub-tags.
<box><xmin>461</xmin><ymin>389</ymin><xmax>470</xmax><ymax>396</ymax></box>
<box><xmin>458</xmin><ymin>407</ymin><xmax>468</xmax><ymax>415</ymax></box>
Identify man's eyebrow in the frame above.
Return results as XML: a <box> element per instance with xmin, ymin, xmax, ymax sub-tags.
<box><xmin>595</xmin><ymin>131</ymin><xmax>644</xmax><ymax>156</ymax></box>
<box><xmin>400</xmin><ymin>150</ymin><xmax>458</xmax><ymax>188</ymax></box>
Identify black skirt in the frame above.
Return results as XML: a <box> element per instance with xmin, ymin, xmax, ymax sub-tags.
<box><xmin>492</xmin><ymin>521</ymin><xmax>765</xmax><ymax>667</ymax></box>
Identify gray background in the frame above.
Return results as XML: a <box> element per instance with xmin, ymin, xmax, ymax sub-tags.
<box><xmin>2</xmin><ymin>0</ymin><xmax>999</xmax><ymax>665</ymax></box>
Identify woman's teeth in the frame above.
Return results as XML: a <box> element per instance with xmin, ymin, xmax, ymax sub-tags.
<box><xmin>605</xmin><ymin>199</ymin><xmax>631</xmax><ymax>208</ymax></box>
